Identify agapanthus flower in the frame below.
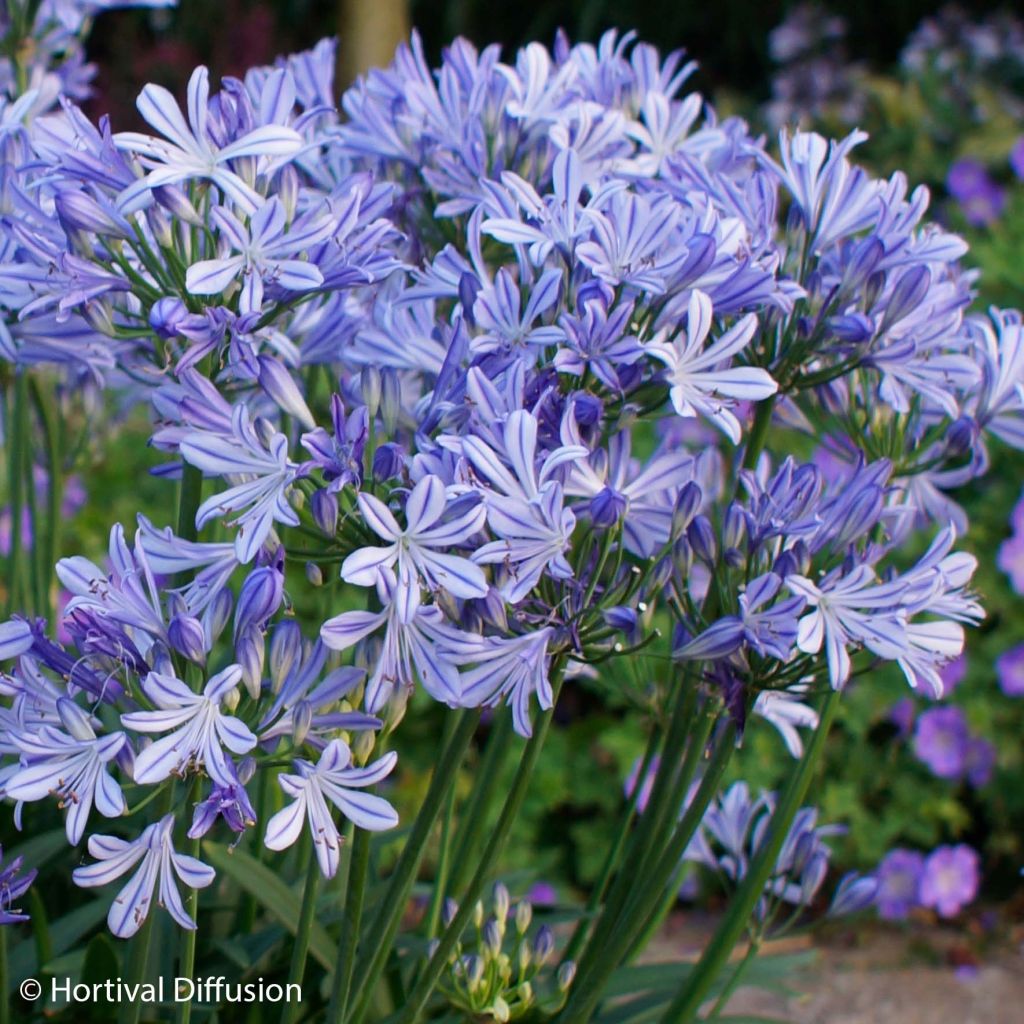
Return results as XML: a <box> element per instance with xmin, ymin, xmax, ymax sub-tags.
<box><xmin>342</xmin><ymin>475</ymin><xmax>488</xmax><ymax>621</ymax></box>
<box><xmin>181</xmin><ymin>405</ymin><xmax>304</xmax><ymax>563</ymax></box>
<box><xmin>5</xmin><ymin>697</ymin><xmax>126</xmax><ymax>844</ymax></box>
<box><xmin>73</xmin><ymin>815</ymin><xmax>215</xmax><ymax>937</ymax></box>
<box><xmin>186</xmin><ymin>198</ymin><xmax>333</xmax><ymax>313</ymax></box>
<box><xmin>264</xmin><ymin>739</ymin><xmax>398</xmax><ymax>877</ymax></box>
<box><xmin>120</xmin><ymin>665</ymin><xmax>256</xmax><ymax>787</ymax></box>
<box><xmin>0</xmin><ymin>845</ymin><xmax>36</xmax><ymax>925</ymax></box>
<box><xmin>919</xmin><ymin>844</ymin><xmax>980</xmax><ymax>918</ymax></box>
<box><xmin>645</xmin><ymin>290</ymin><xmax>776</xmax><ymax>444</ymax></box>
<box><xmin>114</xmin><ymin>66</ymin><xmax>303</xmax><ymax>214</ymax></box>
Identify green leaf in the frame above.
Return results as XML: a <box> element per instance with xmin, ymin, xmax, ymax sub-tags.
<box><xmin>7</xmin><ymin>898</ymin><xmax>110</xmax><ymax>994</ymax></box>
<box><xmin>202</xmin><ymin>842</ymin><xmax>337</xmax><ymax>971</ymax></box>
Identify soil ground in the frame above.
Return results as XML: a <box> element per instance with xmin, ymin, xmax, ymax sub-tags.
<box><xmin>642</xmin><ymin>912</ymin><xmax>1024</xmax><ymax>1023</ymax></box>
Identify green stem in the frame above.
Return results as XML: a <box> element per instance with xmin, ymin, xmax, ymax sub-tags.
<box><xmin>29</xmin><ymin>376</ymin><xmax>62</xmax><ymax>620</ymax></box>
<box><xmin>423</xmin><ymin>777</ymin><xmax>457</xmax><ymax>940</ymax></box>
<box><xmin>742</xmin><ymin>396</ymin><xmax>777</xmax><ymax>472</ymax></box>
<box><xmin>395</xmin><ymin>670</ymin><xmax>566</xmax><ymax>1024</ymax></box>
<box><xmin>446</xmin><ymin>709</ymin><xmax>514</xmax><ymax>897</ymax></box>
<box><xmin>348</xmin><ymin>710</ymin><xmax>481</xmax><ymax>1023</ymax></box>
<box><xmin>176</xmin><ymin>464</ymin><xmax>203</xmax><ymax>543</ymax></box>
<box><xmin>176</xmin><ymin>790</ymin><xmax>202</xmax><ymax>1024</ymax></box>
<box><xmin>282</xmin><ymin>846</ymin><xmax>322</xmax><ymax>1024</ymax></box>
<box><xmin>661</xmin><ymin>688</ymin><xmax>842</xmax><ymax>1022</ymax></box>
<box><xmin>121</xmin><ymin>785</ymin><xmax>176</xmax><ymax>1024</ymax></box>
<box><xmin>5</xmin><ymin>373</ymin><xmax>28</xmax><ymax>616</ymax></box>
<box><xmin>325</xmin><ymin>821</ymin><xmax>355</xmax><ymax>1020</ymax></box>
<box><xmin>706</xmin><ymin>938</ymin><xmax>761</xmax><ymax>1020</ymax></box>
<box><xmin>0</xmin><ymin>926</ymin><xmax>8</xmax><ymax>1024</ymax></box>
<box><xmin>560</xmin><ymin>719</ymin><xmax>733</xmax><ymax>1024</ymax></box>
<box><xmin>329</xmin><ymin>825</ymin><xmax>369</xmax><ymax>1022</ymax></box>
<box><xmin>561</xmin><ymin>724</ymin><xmax>662</xmax><ymax>964</ymax></box>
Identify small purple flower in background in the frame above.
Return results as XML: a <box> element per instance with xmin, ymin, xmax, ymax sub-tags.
<box><xmin>526</xmin><ymin>881</ymin><xmax>557</xmax><ymax>907</ymax></box>
<box><xmin>963</xmin><ymin>737</ymin><xmax>996</xmax><ymax>787</ymax></box>
<box><xmin>913</xmin><ymin>706</ymin><xmax>969</xmax><ymax>779</ymax></box>
<box><xmin>875</xmin><ymin>849</ymin><xmax>924</xmax><ymax>920</ymax></box>
<box><xmin>938</xmin><ymin>653</ymin><xmax>967</xmax><ymax>697</ymax></box>
<box><xmin>1010</xmin><ymin>137</ymin><xmax>1024</xmax><ymax>181</ymax></box>
<box><xmin>73</xmin><ymin>815</ymin><xmax>215</xmax><ymax>938</ymax></box>
<box><xmin>995</xmin><ymin>644</ymin><xmax>1024</xmax><ymax>696</ymax></box>
<box><xmin>997</xmin><ymin>531</ymin><xmax>1024</xmax><ymax>593</ymax></box>
<box><xmin>0</xmin><ymin>846</ymin><xmax>36</xmax><ymax>924</ymax></box>
<box><xmin>947</xmin><ymin>159</ymin><xmax>1005</xmax><ymax>227</ymax></box>
<box><xmin>919</xmin><ymin>844</ymin><xmax>980</xmax><ymax>918</ymax></box>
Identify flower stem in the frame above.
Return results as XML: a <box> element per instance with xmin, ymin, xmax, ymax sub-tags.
<box><xmin>282</xmin><ymin>845</ymin><xmax>322</xmax><ymax>1024</ymax></box>
<box><xmin>5</xmin><ymin>372</ymin><xmax>28</xmax><ymax>616</ymax></box>
<box><xmin>446</xmin><ymin>708</ymin><xmax>514</xmax><ymax>897</ymax></box>
<box><xmin>661</xmin><ymin>687</ymin><xmax>842</xmax><ymax>1022</ymax></box>
<box><xmin>395</xmin><ymin>669</ymin><xmax>566</xmax><ymax>1024</ymax></box>
<box><xmin>176</xmin><ymin>463</ymin><xmax>203</xmax><ymax>544</ymax></box>
<box><xmin>328</xmin><ymin>824</ymin><xmax>369</xmax><ymax>1022</ymax></box>
<box><xmin>348</xmin><ymin>709</ymin><xmax>481</xmax><ymax>1023</ymax></box>
<box><xmin>176</xmin><ymin>788</ymin><xmax>202</xmax><ymax>1024</ymax></box>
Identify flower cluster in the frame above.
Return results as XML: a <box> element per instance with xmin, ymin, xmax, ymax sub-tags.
<box><xmin>0</xmin><ymin>26</ymin><xmax>1012</xmax><ymax>1005</ymax></box>
<box><xmin>683</xmin><ymin>781</ymin><xmax>876</xmax><ymax>928</ymax></box>
<box><xmin>430</xmin><ymin>884</ymin><xmax>574</xmax><ymax>1022</ymax></box>
<box><xmin>875</xmin><ymin>844</ymin><xmax>980</xmax><ymax>920</ymax></box>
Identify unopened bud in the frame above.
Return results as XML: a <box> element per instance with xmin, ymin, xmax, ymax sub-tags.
<box><xmin>514</xmin><ymin>901</ymin><xmax>532</xmax><ymax>934</ymax></box>
<box><xmin>305</xmin><ymin>562</ymin><xmax>323</xmax><ymax>586</ymax></box>
<box><xmin>557</xmin><ymin>961</ymin><xmax>577</xmax><ymax>991</ymax></box>
<box><xmin>311</xmin><ymin>489</ymin><xmax>338</xmax><ymax>536</ymax></box>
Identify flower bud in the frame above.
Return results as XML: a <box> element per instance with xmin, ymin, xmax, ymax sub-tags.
<box><xmin>442</xmin><ymin>898</ymin><xmax>459</xmax><ymax>928</ymax></box>
<box><xmin>492</xmin><ymin>882</ymin><xmax>510</xmax><ymax>922</ymax></box>
<box><xmin>236</xmin><ymin>627</ymin><xmax>265</xmax><ymax>701</ymax></box>
<box><xmin>472</xmin><ymin>900</ymin><xmax>484</xmax><ymax>929</ymax></box>
<box><xmin>492</xmin><ymin>997</ymin><xmax>510</xmax><ymax>1022</ymax></box>
<box><xmin>373</xmin><ymin>443</ymin><xmax>405</xmax><ymax>482</ymax></box>
<box><xmin>305</xmin><ymin>562</ymin><xmax>324</xmax><ymax>587</ymax></box>
<box><xmin>311</xmin><ymin>489</ymin><xmax>339</xmax><ymax>536</ymax></box>
<box><xmin>946</xmin><ymin>416</ymin><xmax>978</xmax><ymax>459</ymax></box>
<box><xmin>603</xmin><ymin>606</ymin><xmax>637</xmax><ymax>633</ymax></box>
<box><xmin>82</xmin><ymin>301</ymin><xmax>115</xmax><ymax>337</ymax></box>
<box><xmin>361</xmin><ymin>366</ymin><xmax>382</xmax><ymax>419</ymax></box>
<box><xmin>236</xmin><ymin>756</ymin><xmax>257</xmax><ymax>786</ymax></box>
<box><xmin>149</xmin><ymin>297</ymin><xmax>190</xmax><ymax>340</ymax></box>
<box><xmin>687</xmin><ymin>515</ymin><xmax>717</xmax><ymax>566</ymax></box>
<box><xmin>55</xmin><ymin>189</ymin><xmax>129</xmax><ymax>238</ymax></box>
<box><xmin>292</xmin><ymin>701</ymin><xmax>313</xmax><ymax>746</ymax></box>
<box><xmin>269</xmin><ymin>620</ymin><xmax>302</xmax><ymax>693</ymax></box>
<box><xmin>572</xmin><ymin>392</ymin><xmax>602</xmax><ymax>427</ymax></box>
<box><xmin>258</xmin><ymin>356</ymin><xmax>315</xmax><ymax>430</ymax></box>
<box><xmin>234</xmin><ymin>567</ymin><xmax>284</xmax><ymax>640</ymax></box>
<box><xmin>671</xmin><ymin>481</ymin><xmax>703</xmax><ymax>539</ymax></box>
<box><xmin>168</xmin><ymin>613</ymin><xmax>207</xmax><ymax>665</ymax></box>
<box><xmin>465</xmin><ymin>954</ymin><xmax>485</xmax><ymax>990</ymax></box>
<box><xmin>353</xmin><ymin>728</ymin><xmax>376</xmax><ymax>764</ymax></box>
<box><xmin>590</xmin><ymin>486</ymin><xmax>627</xmax><ymax>528</ymax></box>
<box><xmin>483</xmin><ymin>918</ymin><xmax>502</xmax><ymax>957</ymax></box>
<box><xmin>380</xmin><ymin>369</ymin><xmax>401</xmax><ymax>435</ymax></box>
<box><xmin>278</xmin><ymin>164</ymin><xmax>300</xmax><ymax>220</ymax></box>
<box><xmin>557</xmin><ymin>961</ymin><xmax>577</xmax><ymax>991</ymax></box>
<box><xmin>532</xmin><ymin>925</ymin><xmax>554</xmax><ymax>965</ymax></box>
<box><xmin>221</xmin><ymin>684</ymin><xmax>241</xmax><ymax>713</ymax></box>
<box><xmin>153</xmin><ymin>184</ymin><xmax>204</xmax><ymax>226</ymax></box>
<box><xmin>204</xmin><ymin>587</ymin><xmax>234</xmax><ymax>646</ymax></box>
<box><xmin>514</xmin><ymin>900</ymin><xmax>532</xmax><ymax>934</ymax></box>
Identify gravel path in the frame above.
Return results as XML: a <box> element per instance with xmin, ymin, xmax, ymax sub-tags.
<box><xmin>642</xmin><ymin>913</ymin><xmax>1024</xmax><ymax>1023</ymax></box>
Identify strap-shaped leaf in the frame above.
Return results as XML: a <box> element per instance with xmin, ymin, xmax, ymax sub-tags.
<box><xmin>202</xmin><ymin>842</ymin><xmax>337</xmax><ymax>970</ymax></box>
